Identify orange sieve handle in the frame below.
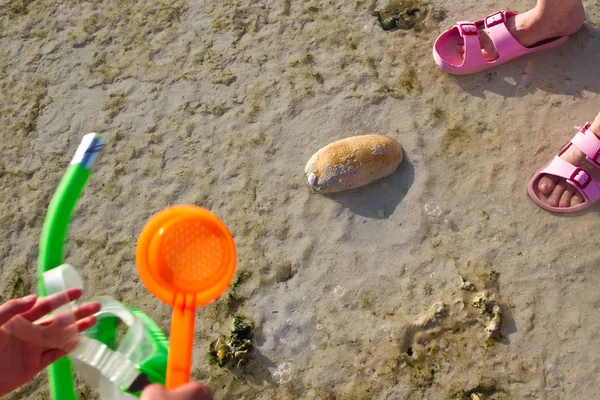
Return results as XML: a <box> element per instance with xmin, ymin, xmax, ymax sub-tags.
<box><xmin>166</xmin><ymin>305</ymin><xmax>196</xmax><ymax>389</ymax></box>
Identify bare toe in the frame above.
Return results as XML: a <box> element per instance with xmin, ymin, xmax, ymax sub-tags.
<box><xmin>547</xmin><ymin>180</ymin><xmax>569</xmax><ymax>207</ymax></box>
<box><xmin>538</xmin><ymin>174</ymin><xmax>560</xmax><ymax>195</ymax></box>
<box><xmin>558</xmin><ymin>185</ymin><xmax>576</xmax><ymax>208</ymax></box>
<box><xmin>570</xmin><ymin>191</ymin><xmax>585</xmax><ymax>206</ymax></box>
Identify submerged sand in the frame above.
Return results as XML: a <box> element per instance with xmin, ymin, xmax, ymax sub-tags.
<box><xmin>1</xmin><ymin>0</ymin><xmax>600</xmax><ymax>399</ymax></box>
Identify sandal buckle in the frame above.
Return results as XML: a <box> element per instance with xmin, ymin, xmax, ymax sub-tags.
<box><xmin>485</xmin><ymin>11</ymin><xmax>505</xmax><ymax>28</ymax></box>
<box><xmin>570</xmin><ymin>168</ymin><xmax>591</xmax><ymax>190</ymax></box>
<box><xmin>458</xmin><ymin>23</ymin><xmax>478</xmax><ymax>36</ymax></box>
<box><xmin>592</xmin><ymin>148</ymin><xmax>600</xmax><ymax>165</ymax></box>
<box><xmin>581</xmin><ymin>122</ymin><xmax>600</xmax><ymax>166</ymax></box>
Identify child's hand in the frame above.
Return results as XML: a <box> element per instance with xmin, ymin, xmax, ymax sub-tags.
<box><xmin>0</xmin><ymin>289</ymin><xmax>100</xmax><ymax>396</ymax></box>
<box><xmin>141</xmin><ymin>383</ymin><xmax>213</xmax><ymax>400</ymax></box>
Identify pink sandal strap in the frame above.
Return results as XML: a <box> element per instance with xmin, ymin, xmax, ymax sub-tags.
<box><xmin>539</xmin><ymin>156</ymin><xmax>600</xmax><ymax>202</ymax></box>
<box><xmin>455</xmin><ymin>22</ymin><xmax>486</xmax><ymax>68</ymax></box>
<box><xmin>448</xmin><ymin>10</ymin><xmax>528</xmax><ymax>70</ymax></box>
<box><xmin>568</xmin><ymin>122</ymin><xmax>600</xmax><ymax>169</ymax></box>
<box><xmin>483</xmin><ymin>11</ymin><xmax>526</xmax><ymax>54</ymax></box>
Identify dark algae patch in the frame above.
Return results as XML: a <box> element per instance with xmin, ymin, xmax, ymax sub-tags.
<box><xmin>209</xmin><ymin>316</ymin><xmax>254</xmax><ymax>368</ymax></box>
<box><xmin>451</xmin><ymin>386</ymin><xmax>512</xmax><ymax>400</ymax></box>
<box><xmin>372</xmin><ymin>0</ymin><xmax>428</xmax><ymax>31</ymax></box>
<box><xmin>397</xmin><ymin>265</ymin><xmax>511</xmax><ymax>397</ymax></box>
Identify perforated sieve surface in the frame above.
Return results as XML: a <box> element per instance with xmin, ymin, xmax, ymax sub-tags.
<box><xmin>163</xmin><ymin>220</ymin><xmax>225</xmax><ymax>288</ymax></box>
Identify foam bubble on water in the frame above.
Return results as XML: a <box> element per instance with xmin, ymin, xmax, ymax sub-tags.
<box><xmin>273</xmin><ymin>362</ymin><xmax>294</xmax><ymax>384</ymax></box>
<box><xmin>273</xmin><ymin>370</ymin><xmax>292</xmax><ymax>384</ymax></box>
<box><xmin>279</xmin><ymin>362</ymin><xmax>293</xmax><ymax>373</ymax></box>
<box><xmin>424</xmin><ymin>203</ymin><xmax>442</xmax><ymax>216</ymax></box>
<box><xmin>333</xmin><ymin>285</ymin><xmax>346</xmax><ymax>297</ymax></box>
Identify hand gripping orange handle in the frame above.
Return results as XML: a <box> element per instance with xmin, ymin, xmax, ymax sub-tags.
<box><xmin>166</xmin><ymin>304</ymin><xmax>196</xmax><ymax>389</ymax></box>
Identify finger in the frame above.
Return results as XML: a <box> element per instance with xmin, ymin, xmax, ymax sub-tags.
<box><xmin>34</xmin><ymin>302</ymin><xmax>100</xmax><ymax>331</ymax></box>
<box><xmin>76</xmin><ymin>315</ymin><xmax>98</xmax><ymax>332</ymax></box>
<box><xmin>34</xmin><ymin>301</ymin><xmax>101</xmax><ymax>333</ymax></box>
<box><xmin>35</xmin><ymin>301</ymin><xmax>102</xmax><ymax>326</ymax></box>
<box><xmin>22</xmin><ymin>289</ymin><xmax>83</xmax><ymax>322</ymax></box>
<box><xmin>40</xmin><ymin>349</ymin><xmax>67</xmax><ymax>370</ymax></box>
<box><xmin>72</xmin><ymin>301</ymin><xmax>101</xmax><ymax>321</ymax></box>
<box><xmin>0</xmin><ymin>295</ymin><xmax>37</xmax><ymax>325</ymax></box>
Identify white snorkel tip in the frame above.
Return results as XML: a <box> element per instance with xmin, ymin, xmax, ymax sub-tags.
<box><xmin>71</xmin><ymin>133</ymin><xmax>104</xmax><ymax>169</ymax></box>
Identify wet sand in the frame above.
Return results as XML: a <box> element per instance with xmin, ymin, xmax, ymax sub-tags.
<box><xmin>1</xmin><ymin>0</ymin><xmax>600</xmax><ymax>398</ymax></box>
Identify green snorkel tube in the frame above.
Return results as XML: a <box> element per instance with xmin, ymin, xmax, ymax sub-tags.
<box><xmin>38</xmin><ymin>133</ymin><xmax>103</xmax><ymax>400</ymax></box>
<box><xmin>38</xmin><ymin>134</ymin><xmax>169</xmax><ymax>399</ymax></box>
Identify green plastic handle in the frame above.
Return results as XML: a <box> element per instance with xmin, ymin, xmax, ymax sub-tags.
<box><xmin>127</xmin><ymin>305</ymin><xmax>169</xmax><ymax>394</ymax></box>
<box><xmin>38</xmin><ymin>134</ymin><xmax>102</xmax><ymax>400</ymax></box>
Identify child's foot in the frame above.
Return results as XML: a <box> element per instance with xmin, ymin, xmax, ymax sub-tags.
<box><xmin>537</xmin><ymin>125</ymin><xmax>600</xmax><ymax>208</ymax></box>
<box><xmin>457</xmin><ymin>5</ymin><xmax>584</xmax><ymax>62</ymax></box>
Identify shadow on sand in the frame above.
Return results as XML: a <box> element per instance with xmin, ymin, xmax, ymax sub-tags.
<box><xmin>329</xmin><ymin>153</ymin><xmax>415</xmax><ymax>218</ymax></box>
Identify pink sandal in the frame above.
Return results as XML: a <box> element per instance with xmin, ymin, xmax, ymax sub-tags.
<box><xmin>433</xmin><ymin>10</ymin><xmax>569</xmax><ymax>75</ymax></box>
<box><xmin>528</xmin><ymin>123</ymin><xmax>600</xmax><ymax>213</ymax></box>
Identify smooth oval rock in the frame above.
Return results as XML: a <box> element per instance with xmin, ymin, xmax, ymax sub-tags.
<box><xmin>304</xmin><ymin>135</ymin><xmax>403</xmax><ymax>193</ymax></box>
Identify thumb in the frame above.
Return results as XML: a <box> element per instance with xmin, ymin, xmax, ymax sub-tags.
<box><xmin>141</xmin><ymin>384</ymin><xmax>169</xmax><ymax>400</ymax></box>
<box><xmin>0</xmin><ymin>295</ymin><xmax>37</xmax><ymax>326</ymax></box>
<box><xmin>172</xmin><ymin>383</ymin><xmax>213</xmax><ymax>400</ymax></box>
<box><xmin>141</xmin><ymin>383</ymin><xmax>213</xmax><ymax>400</ymax></box>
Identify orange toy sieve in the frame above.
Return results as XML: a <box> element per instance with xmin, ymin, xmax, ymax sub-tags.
<box><xmin>136</xmin><ymin>205</ymin><xmax>236</xmax><ymax>389</ymax></box>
